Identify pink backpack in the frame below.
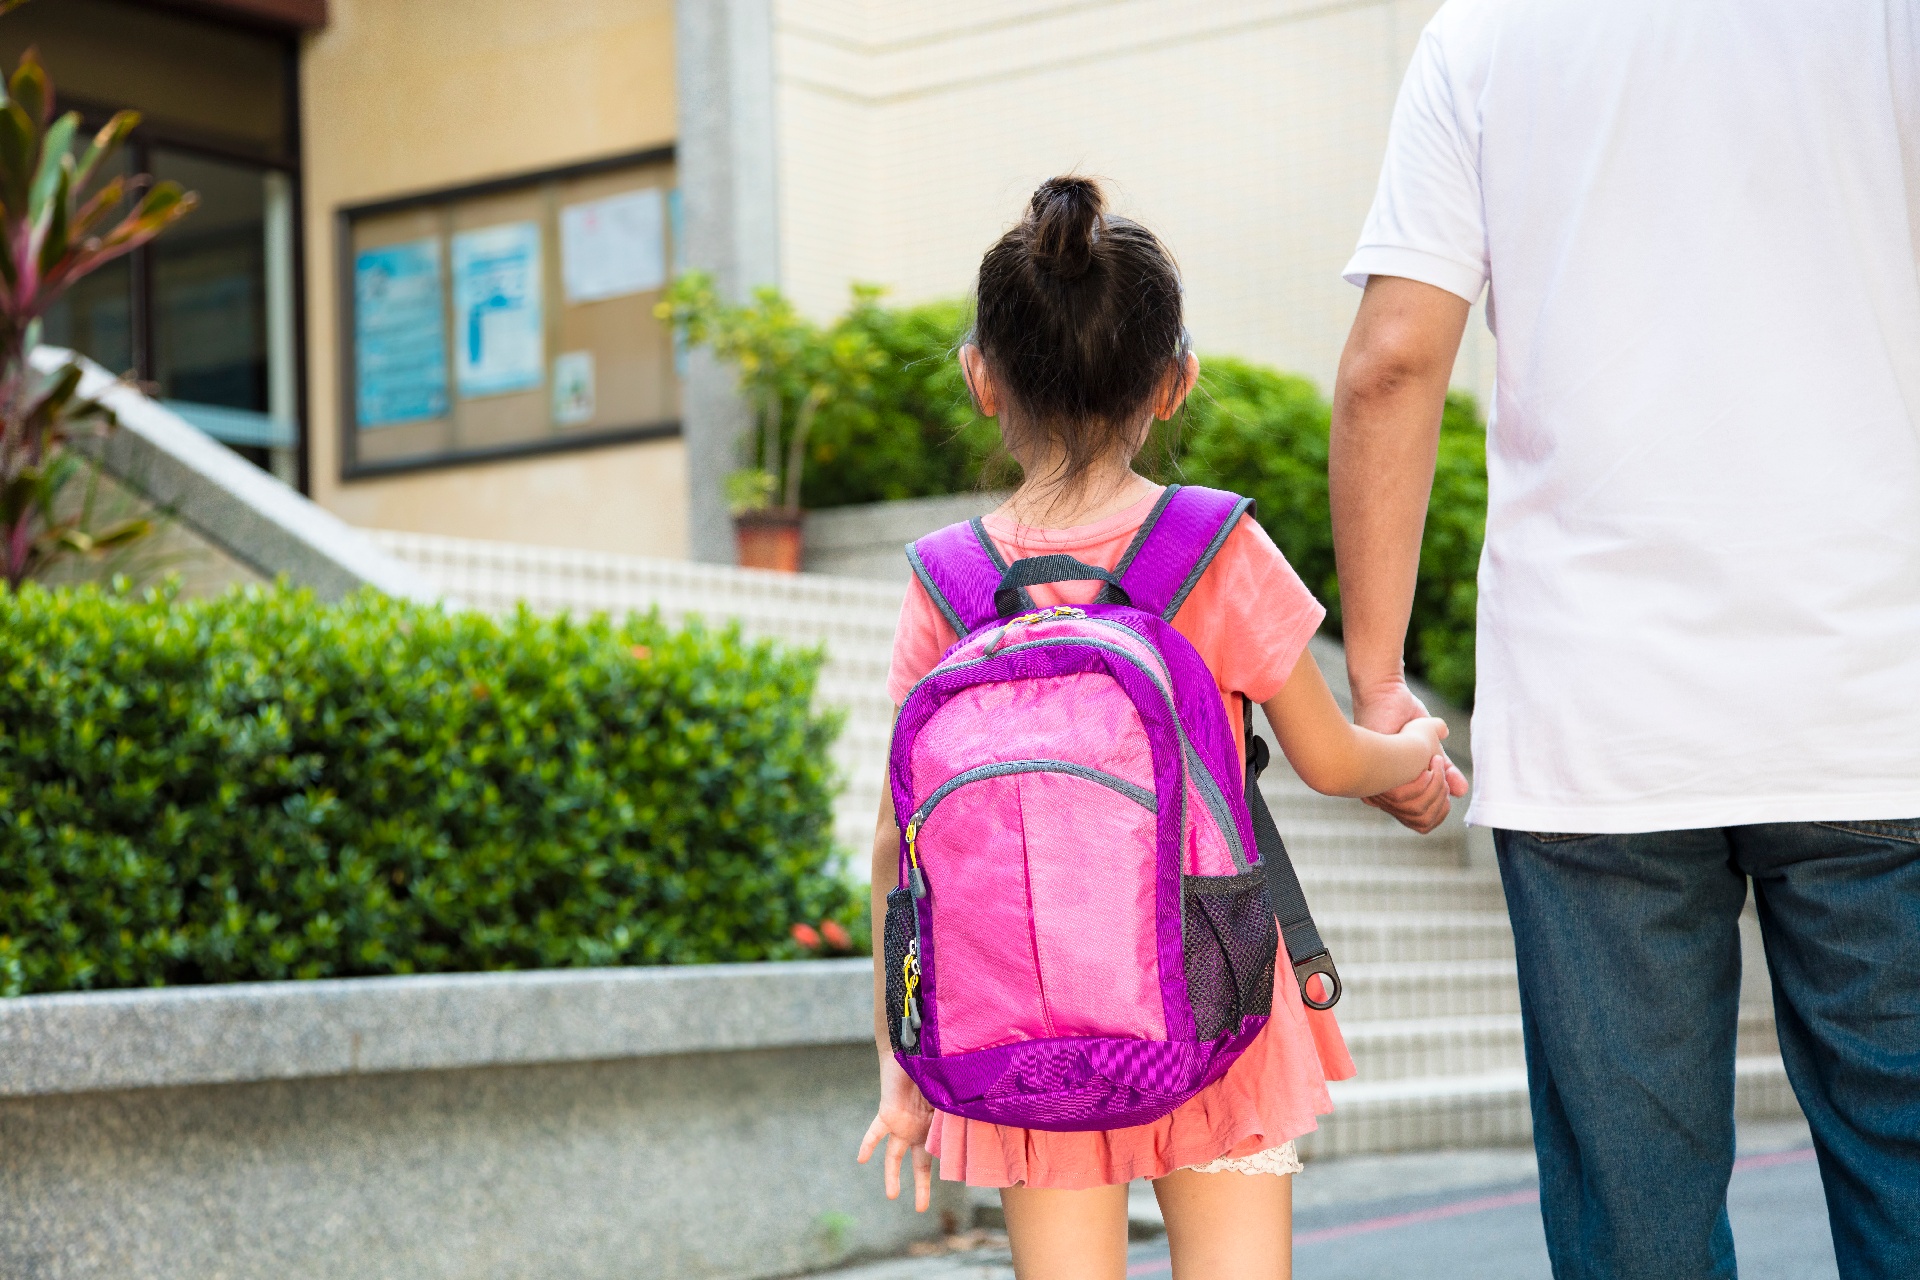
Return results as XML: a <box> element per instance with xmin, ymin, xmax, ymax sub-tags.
<box><xmin>886</xmin><ymin>485</ymin><xmax>1340</xmax><ymax>1132</ymax></box>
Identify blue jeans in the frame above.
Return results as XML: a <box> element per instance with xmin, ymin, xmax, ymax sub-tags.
<box><xmin>1495</xmin><ymin>822</ymin><xmax>1920</xmax><ymax>1280</ymax></box>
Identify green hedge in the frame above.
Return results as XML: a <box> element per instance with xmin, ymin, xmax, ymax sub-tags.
<box><xmin>0</xmin><ymin>582</ymin><xmax>858</xmax><ymax>997</ymax></box>
<box><xmin>1176</xmin><ymin>358</ymin><xmax>1486</xmax><ymax>707</ymax></box>
<box><xmin>798</xmin><ymin>296</ymin><xmax>997</xmax><ymax>509</ymax></box>
<box><xmin>787</xmin><ymin>291</ymin><xmax>1488</xmax><ymax>704</ymax></box>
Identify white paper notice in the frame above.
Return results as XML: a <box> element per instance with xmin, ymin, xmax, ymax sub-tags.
<box><xmin>452</xmin><ymin>221</ymin><xmax>544</xmax><ymax>398</ymax></box>
<box><xmin>552</xmin><ymin>351</ymin><xmax>595</xmax><ymax>426</ymax></box>
<box><xmin>560</xmin><ymin>188</ymin><xmax>666</xmax><ymax>303</ymax></box>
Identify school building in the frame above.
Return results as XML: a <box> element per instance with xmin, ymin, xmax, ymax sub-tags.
<box><xmin>13</xmin><ymin>0</ymin><xmax>1487</xmax><ymax>566</ymax></box>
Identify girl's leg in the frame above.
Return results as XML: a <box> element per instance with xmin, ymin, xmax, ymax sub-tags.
<box><xmin>1153</xmin><ymin>1167</ymin><xmax>1293</xmax><ymax>1280</ymax></box>
<box><xmin>1000</xmin><ymin>1182</ymin><xmax>1131</xmax><ymax>1280</ymax></box>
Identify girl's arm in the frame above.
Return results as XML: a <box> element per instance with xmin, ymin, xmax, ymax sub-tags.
<box><xmin>856</xmin><ymin>751</ymin><xmax>935</xmax><ymax>1212</ymax></box>
<box><xmin>1261</xmin><ymin>647</ymin><xmax>1452</xmax><ymax>799</ymax></box>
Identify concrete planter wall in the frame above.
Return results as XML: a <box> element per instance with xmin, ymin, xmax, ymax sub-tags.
<box><xmin>0</xmin><ymin>961</ymin><xmax>958</xmax><ymax>1280</ymax></box>
<box><xmin>802</xmin><ymin>493</ymin><xmax>1009</xmax><ymax>582</ymax></box>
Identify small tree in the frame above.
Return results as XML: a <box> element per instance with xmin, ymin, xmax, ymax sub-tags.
<box><xmin>658</xmin><ymin>272</ymin><xmax>880</xmax><ymax>515</ymax></box>
<box><xmin>0</xmin><ymin>33</ymin><xmax>197</xmax><ymax>588</ymax></box>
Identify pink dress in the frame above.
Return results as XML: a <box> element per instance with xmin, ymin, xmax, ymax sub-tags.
<box><xmin>886</xmin><ymin>489</ymin><xmax>1356</xmax><ymax>1190</ymax></box>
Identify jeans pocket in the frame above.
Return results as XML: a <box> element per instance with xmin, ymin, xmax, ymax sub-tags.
<box><xmin>1520</xmin><ymin>831</ymin><xmax>1599</xmax><ymax>844</ymax></box>
<box><xmin>1812</xmin><ymin>818</ymin><xmax>1920</xmax><ymax>846</ymax></box>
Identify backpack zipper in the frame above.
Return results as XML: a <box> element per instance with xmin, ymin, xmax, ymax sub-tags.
<box><xmin>901</xmin><ymin>631</ymin><xmax>1250</xmax><ymax>871</ymax></box>
<box><xmin>907</xmin><ymin>759</ymin><xmax>1158</xmax><ymax>1045</ymax></box>
<box><xmin>909</xmin><ymin>758</ymin><xmax>1158</xmax><ymax>830</ymax></box>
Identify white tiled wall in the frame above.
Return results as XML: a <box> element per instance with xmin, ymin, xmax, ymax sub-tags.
<box><xmin>773</xmin><ymin>0</ymin><xmax>1496</xmax><ymax>406</ymax></box>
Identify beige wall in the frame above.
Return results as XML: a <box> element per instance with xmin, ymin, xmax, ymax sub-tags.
<box><xmin>773</xmin><ymin>0</ymin><xmax>1495</xmax><ymax>408</ymax></box>
<box><xmin>300</xmin><ymin>0</ymin><xmax>692</xmax><ymax>557</ymax></box>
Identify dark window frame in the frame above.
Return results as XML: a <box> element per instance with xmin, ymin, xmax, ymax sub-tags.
<box><xmin>54</xmin><ymin>31</ymin><xmax>308</xmax><ymax>490</ymax></box>
<box><xmin>335</xmin><ymin>144</ymin><xmax>682</xmax><ymax>483</ymax></box>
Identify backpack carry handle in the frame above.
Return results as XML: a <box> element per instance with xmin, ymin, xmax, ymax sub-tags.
<box><xmin>993</xmin><ymin>555</ymin><xmax>1133</xmax><ymax>618</ymax></box>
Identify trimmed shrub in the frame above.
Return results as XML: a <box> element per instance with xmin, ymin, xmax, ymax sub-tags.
<box><xmin>1178</xmin><ymin>360</ymin><xmax>1486</xmax><ymax>708</ymax></box>
<box><xmin>774</xmin><ymin>290</ymin><xmax>1489</xmax><ymax>705</ymax></box>
<box><xmin>0</xmin><ymin>582</ymin><xmax>856</xmax><ymax>996</ymax></box>
<box><xmin>798</xmin><ymin>295</ymin><xmax>997</xmax><ymax>509</ymax></box>
<box><xmin>1175</xmin><ymin>357</ymin><xmax>1339</xmax><ymax>611</ymax></box>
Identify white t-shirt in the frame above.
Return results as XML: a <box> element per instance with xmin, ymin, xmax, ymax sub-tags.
<box><xmin>1346</xmin><ymin>0</ymin><xmax>1920</xmax><ymax>833</ymax></box>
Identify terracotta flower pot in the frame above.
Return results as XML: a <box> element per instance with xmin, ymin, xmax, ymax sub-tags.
<box><xmin>734</xmin><ymin>507</ymin><xmax>804</xmax><ymax>573</ymax></box>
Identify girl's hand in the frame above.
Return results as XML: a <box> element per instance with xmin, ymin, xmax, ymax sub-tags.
<box><xmin>1354</xmin><ymin>682</ymin><xmax>1468</xmax><ymax>832</ymax></box>
<box><xmin>1396</xmin><ymin>715</ymin><xmax>1450</xmax><ymax>762</ymax></box>
<box><xmin>857</xmin><ymin>1055</ymin><xmax>936</xmax><ymax>1211</ymax></box>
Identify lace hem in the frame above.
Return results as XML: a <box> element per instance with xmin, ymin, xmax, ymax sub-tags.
<box><xmin>1181</xmin><ymin>1139</ymin><xmax>1302</xmax><ymax>1177</ymax></box>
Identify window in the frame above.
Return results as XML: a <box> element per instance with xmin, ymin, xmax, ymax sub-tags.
<box><xmin>338</xmin><ymin>149</ymin><xmax>682</xmax><ymax>478</ymax></box>
<box><xmin>3</xmin><ymin>0</ymin><xmax>303</xmax><ymax>484</ymax></box>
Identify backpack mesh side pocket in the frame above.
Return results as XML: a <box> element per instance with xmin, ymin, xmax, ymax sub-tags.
<box><xmin>883</xmin><ymin>886</ymin><xmax>918</xmax><ymax>1054</ymax></box>
<box><xmin>1182</xmin><ymin>869</ymin><xmax>1278</xmax><ymax>1040</ymax></box>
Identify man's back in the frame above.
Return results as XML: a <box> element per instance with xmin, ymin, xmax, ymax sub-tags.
<box><xmin>1348</xmin><ymin>0</ymin><xmax>1920</xmax><ymax>831</ymax></box>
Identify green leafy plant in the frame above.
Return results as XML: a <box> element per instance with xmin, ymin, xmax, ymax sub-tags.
<box><xmin>1180</xmin><ymin>359</ymin><xmax>1486</xmax><ymax>706</ymax></box>
<box><xmin>663</xmin><ymin>281</ymin><xmax>1490</xmax><ymax>703</ymax></box>
<box><xmin>796</xmin><ymin>293</ymin><xmax>998</xmax><ymax>508</ymax></box>
<box><xmin>659</xmin><ymin>273</ymin><xmax>883</xmax><ymax>514</ymax></box>
<box><xmin>0</xmin><ymin>580</ymin><xmax>857</xmax><ymax>996</ymax></box>
<box><xmin>0</xmin><ymin>39</ymin><xmax>197</xmax><ymax>587</ymax></box>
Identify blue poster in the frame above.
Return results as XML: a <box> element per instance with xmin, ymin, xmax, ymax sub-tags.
<box><xmin>355</xmin><ymin>238</ymin><xmax>449</xmax><ymax>427</ymax></box>
<box><xmin>452</xmin><ymin>221</ymin><xmax>544</xmax><ymax>398</ymax></box>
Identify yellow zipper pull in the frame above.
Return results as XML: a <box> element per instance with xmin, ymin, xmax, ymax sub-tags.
<box><xmin>905</xmin><ymin>822</ymin><xmax>927</xmax><ymax>898</ymax></box>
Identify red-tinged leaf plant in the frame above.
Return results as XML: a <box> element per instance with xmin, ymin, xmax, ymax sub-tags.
<box><xmin>0</xmin><ymin>33</ymin><xmax>198</xmax><ymax>588</ymax></box>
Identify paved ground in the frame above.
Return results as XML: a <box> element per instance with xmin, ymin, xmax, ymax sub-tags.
<box><xmin>812</xmin><ymin>1120</ymin><xmax>1835</xmax><ymax>1280</ymax></box>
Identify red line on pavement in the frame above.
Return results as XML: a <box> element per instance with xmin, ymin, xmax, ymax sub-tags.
<box><xmin>1733</xmin><ymin>1147</ymin><xmax>1817</xmax><ymax>1173</ymax></box>
<box><xmin>1123</xmin><ymin>1191</ymin><xmax>1542</xmax><ymax>1275</ymax></box>
<box><xmin>1294</xmin><ymin>1188</ymin><xmax>1541</xmax><ymax>1246</ymax></box>
<box><xmin>1122</xmin><ymin>1147</ymin><xmax>1814</xmax><ymax>1273</ymax></box>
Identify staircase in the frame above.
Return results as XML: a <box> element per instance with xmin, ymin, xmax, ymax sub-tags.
<box><xmin>375</xmin><ymin>529</ymin><xmax>1802</xmax><ymax>1157</ymax></box>
<box><xmin>372</xmin><ymin>531</ymin><xmax>902</xmax><ymax>861</ymax></box>
<box><xmin>1268</xmin><ymin>756</ymin><xmax>1796</xmax><ymax>1157</ymax></box>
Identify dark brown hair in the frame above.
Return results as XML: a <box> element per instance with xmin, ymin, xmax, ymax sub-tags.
<box><xmin>968</xmin><ymin>176</ymin><xmax>1189</xmax><ymax>490</ymax></box>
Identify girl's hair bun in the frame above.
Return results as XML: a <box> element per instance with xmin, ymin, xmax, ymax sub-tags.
<box><xmin>1028</xmin><ymin>175</ymin><xmax>1106</xmax><ymax>281</ymax></box>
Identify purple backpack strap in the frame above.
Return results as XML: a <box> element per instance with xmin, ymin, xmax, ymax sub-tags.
<box><xmin>1115</xmin><ymin>484</ymin><xmax>1255</xmax><ymax>620</ymax></box>
<box><xmin>906</xmin><ymin>518</ymin><xmax>1016</xmax><ymax>636</ymax></box>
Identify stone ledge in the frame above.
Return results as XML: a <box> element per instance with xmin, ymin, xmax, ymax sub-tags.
<box><xmin>0</xmin><ymin>959</ymin><xmax>873</xmax><ymax>1097</ymax></box>
<box><xmin>38</xmin><ymin>346</ymin><xmax>439</xmax><ymax>604</ymax></box>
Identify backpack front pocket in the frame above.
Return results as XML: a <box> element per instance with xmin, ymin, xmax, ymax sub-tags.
<box><xmin>883</xmin><ymin>886</ymin><xmax>922</xmax><ymax>1054</ymax></box>
<box><xmin>911</xmin><ymin>760</ymin><xmax>1168</xmax><ymax>1054</ymax></box>
<box><xmin>1181</xmin><ymin>868</ymin><xmax>1278</xmax><ymax>1040</ymax></box>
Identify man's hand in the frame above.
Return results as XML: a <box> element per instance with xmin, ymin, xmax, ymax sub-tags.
<box><xmin>857</xmin><ymin>1054</ymin><xmax>935</xmax><ymax>1211</ymax></box>
<box><xmin>1354</xmin><ymin>679</ymin><xmax>1468</xmax><ymax>833</ymax></box>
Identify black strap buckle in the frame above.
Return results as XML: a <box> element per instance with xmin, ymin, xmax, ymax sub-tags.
<box><xmin>1293</xmin><ymin>952</ymin><xmax>1342</xmax><ymax>1011</ymax></box>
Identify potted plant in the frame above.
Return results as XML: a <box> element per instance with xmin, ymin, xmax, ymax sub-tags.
<box><xmin>659</xmin><ymin>273</ymin><xmax>876</xmax><ymax>572</ymax></box>
<box><xmin>0</xmin><ymin>31</ymin><xmax>197</xmax><ymax>588</ymax></box>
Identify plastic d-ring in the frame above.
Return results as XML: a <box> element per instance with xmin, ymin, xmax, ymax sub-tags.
<box><xmin>1295</xmin><ymin>953</ymin><xmax>1342</xmax><ymax>1011</ymax></box>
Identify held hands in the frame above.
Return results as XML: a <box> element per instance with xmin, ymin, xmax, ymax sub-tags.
<box><xmin>1357</xmin><ymin>681</ymin><xmax>1469</xmax><ymax>834</ymax></box>
<box><xmin>857</xmin><ymin>1053</ymin><xmax>935</xmax><ymax>1212</ymax></box>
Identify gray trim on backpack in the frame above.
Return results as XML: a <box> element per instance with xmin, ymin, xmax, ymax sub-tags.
<box><xmin>898</xmin><ymin>630</ymin><xmax>1246</xmax><ymax>875</ymax></box>
<box><xmin>905</xmin><ymin>540</ymin><xmax>967</xmax><ymax>637</ymax></box>
<box><xmin>1162</xmin><ymin>496</ymin><xmax>1255</xmax><ymax>621</ymax></box>
<box><xmin>1113</xmin><ymin>484</ymin><xmax>1181</xmax><ymax>579</ymax></box>
<box><xmin>1184</xmin><ymin>740</ymin><xmax>1251</xmax><ymax>874</ymax></box>
<box><xmin>910</xmin><ymin>758</ymin><xmax>1157</xmax><ymax>827</ymax></box>
<box><xmin>971</xmin><ymin>517</ymin><xmax>1034</xmax><ymax>613</ymax></box>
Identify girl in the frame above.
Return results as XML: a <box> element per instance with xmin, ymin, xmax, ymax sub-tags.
<box><xmin>857</xmin><ymin>176</ymin><xmax>1454</xmax><ymax>1280</ymax></box>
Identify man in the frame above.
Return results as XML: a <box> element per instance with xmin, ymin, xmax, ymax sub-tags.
<box><xmin>1328</xmin><ymin>2</ymin><xmax>1920</xmax><ymax>1277</ymax></box>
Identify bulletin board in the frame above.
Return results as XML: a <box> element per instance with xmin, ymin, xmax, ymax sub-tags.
<box><xmin>337</xmin><ymin>146</ymin><xmax>681</xmax><ymax>477</ymax></box>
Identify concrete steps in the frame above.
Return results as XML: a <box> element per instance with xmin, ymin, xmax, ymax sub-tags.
<box><xmin>1296</xmin><ymin>866</ymin><xmax>1508</xmax><ymax>913</ymax></box>
<box><xmin>1343</xmin><ymin>1008</ymin><xmax>1782</xmax><ymax>1082</ymax></box>
<box><xmin>1304</xmin><ymin>1057</ymin><xmax>1797</xmax><ymax>1160</ymax></box>
<box><xmin>375</xmin><ymin>530</ymin><xmax>1805</xmax><ymax>1158</ymax></box>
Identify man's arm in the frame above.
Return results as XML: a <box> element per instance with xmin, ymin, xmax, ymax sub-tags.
<box><xmin>1329</xmin><ymin>274</ymin><xmax>1473</xmax><ymax>833</ymax></box>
